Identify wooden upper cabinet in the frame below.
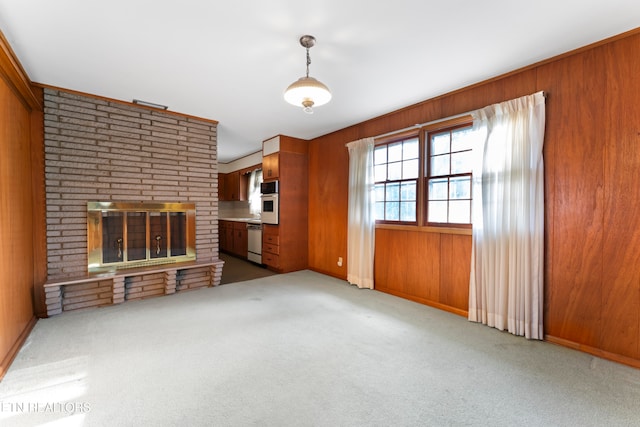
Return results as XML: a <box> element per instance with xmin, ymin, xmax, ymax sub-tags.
<box><xmin>262</xmin><ymin>153</ymin><xmax>279</xmax><ymax>180</ymax></box>
<box><xmin>219</xmin><ymin>171</ymin><xmax>248</xmax><ymax>201</ymax></box>
<box><xmin>226</xmin><ymin>171</ymin><xmax>240</xmax><ymax>200</ymax></box>
<box><xmin>219</xmin><ymin>163</ymin><xmax>260</xmax><ymax>201</ymax></box>
<box><xmin>218</xmin><ymin>173</ymin><xmax>227</xmax><ymax>200</ymax></box>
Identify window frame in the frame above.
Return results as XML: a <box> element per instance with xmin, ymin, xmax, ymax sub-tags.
<box><xmin>423</xmin><ymin>119</ymin><xmax>474</xmax><ymax>229</ymax></box>
<box><xmin>373</xmin><ymin>116</ymin><xmax>474</xmax><ymax>229</ymax></box>
<box><xmin>373</xmin><ymin>131</ymin><xmax>422</xmax><ymax>225</ymax></box>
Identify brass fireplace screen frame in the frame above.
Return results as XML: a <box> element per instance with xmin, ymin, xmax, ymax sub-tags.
<box><xmin>87</xmin><ymin>201</ymin><xmax>196</xmax><ymax>273</ymax></box>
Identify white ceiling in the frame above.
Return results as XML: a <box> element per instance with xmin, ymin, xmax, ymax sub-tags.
<box><xmin>0</xmin><ymin>1</ymin><xmax>639</xmax><ymax>163</ymax></box>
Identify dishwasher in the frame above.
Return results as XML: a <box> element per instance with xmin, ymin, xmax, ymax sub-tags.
<box><xmin>246</xmin><ymin>223</ymin><xmax>262</xmax><ymax>264</ymax></box>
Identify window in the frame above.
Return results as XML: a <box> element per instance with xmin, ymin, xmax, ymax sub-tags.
<box><xmin>372</xmin><ymin>117</ymin><xmax>474</xmax><ymax>227</ymax></box>
<box><xmin>425</xmin><ymin>124</ymin><xmax>474</xmax><ymax>225</ymax></box>
<box><xmin>374</xmin><ymin>136</ymin><xmax>419</xmax><ymax>223</ymax></box>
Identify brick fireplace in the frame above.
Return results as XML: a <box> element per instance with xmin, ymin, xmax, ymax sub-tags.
<box><xmin>42</xmin><ymin>88</ymin><xmax>223</xmax><ymax>315</ymax></box>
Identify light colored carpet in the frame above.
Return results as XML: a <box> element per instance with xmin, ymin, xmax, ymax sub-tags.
<box><xmin>1</xmin><ymin>270</ymin><xmax>640</xmax><ymax>426</ymax></box>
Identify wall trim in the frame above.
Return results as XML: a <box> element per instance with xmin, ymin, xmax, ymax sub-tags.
<box><xmin>318</xmin><ymin>26</ymin><xmax>640</xmax><ymax>142</ymax></box>
<box><xmin>376</xmin><ymin>287</ymin><xmax>469</xmax><ymax>318</ymax></box>
<box><xmin>545</xmin><ymin>335</ymin><xmax>640</xmax><ymax>370</ymax></box>
<box><xmin>33</xmin><ymin>82</ymin><xmax>218</xmax><ymax>125</ymax></box>
<box><xmin>0</xmin><ymin>29</ymin><xmax>41</xmax><ymax>110</ymax></box>
<box><xmin>0</xmin><ymin>316</ymin><xmax>37</xmax><ymax>381</ymax></box>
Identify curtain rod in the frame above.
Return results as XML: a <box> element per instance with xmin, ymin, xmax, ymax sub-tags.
<box><xmin>369</xmin><ymin>91</ymin><xmax>547</xmax><ymax>141</ymax></box>
<box><xmin>372</xmin><ymin>112</ymin><xmax>471</xmax><ymax>140</ymax></box>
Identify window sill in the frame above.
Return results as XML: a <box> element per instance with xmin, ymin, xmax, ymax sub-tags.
<box><xmin>375</xmin><ymin>223</ymin><xmax>472</xmax><ymax>235</ymax></box>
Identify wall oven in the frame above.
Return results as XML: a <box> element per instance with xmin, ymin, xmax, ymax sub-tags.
<box><xmin>260</xmin><ymin>180</ymin><xmax>279</xmax><ymax>225</ymax></box>
<box><xmin>261</xmin><ymin>194</ymin><xmax>279</xmax><ymax>224</ymax></box>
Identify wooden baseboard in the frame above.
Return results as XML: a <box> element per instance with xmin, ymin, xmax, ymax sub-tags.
<box><xmin>0</xmin><ymin>316</ymin><xmax>38</xmax><ymax>381</ymax></box>
<box><xmin>308</xmin><ymin>267</ymin><xmax>347</xmax><ymax>281</ymax></box>
<box><xmin>545</xmin><ymin>335</ymin><xmax>640</xmax><ymax>370</ymax></box>
<box><xmin>376</xmin><ymin>287</ymin><xmax>468</xmax><ymax>318</ymax></box>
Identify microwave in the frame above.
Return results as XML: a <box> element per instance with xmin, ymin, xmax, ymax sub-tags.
<box><xmin>261</xmin><ymin>180</ymin><xmax>278</xmax><ymax>194</ymax></box>
<box><xmin>261</xmin><ymin>193</ymin><xmax>279</xmax><ymax>224</ymax></box>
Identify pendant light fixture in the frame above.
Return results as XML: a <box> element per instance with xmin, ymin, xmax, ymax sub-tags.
<box><xmin>284</xmin><ymin>35</ymin><xmax>331</xmax><ymax>114</ymax></box>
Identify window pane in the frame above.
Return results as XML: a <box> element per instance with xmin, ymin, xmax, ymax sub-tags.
<box><xmin>430</xmin><ymin>154</ymin><xmax>450</xmax><ymax>177</ymax></box>
<box><xmin>451</xmin><ymin>150</ymin><xmax>472</xmax><ymax>174</ymax></box>
<box><xmin>375</xmin><ymin>183</ymin><xmax>386</xmax><ymax>202</ymax></box>
<box><xmin>403</xmin><ymin>138</ymin><xmax>419</xmax><ymax>160</ymax></box>
<box><xmin>388</xmin><ymin>142</ymin><xmax>402</xmax><ymax>163</ymax></box>
<box><xmin>388</xmin><ymin>162</ymin><xmax>402</xmax><ymax>181</ymax></box>
<box><xmin>386</xmin><ymin>182</ymin><xmax>400</xmax><ymax>201</ymax></box>
<box><xmin>426</xmin><ymin>123</ymin><xmax>473</xmax><ymax>226</ymax></box>
<box><xmin>400</xmin><ymin>181</ymin><xmax>416</xmax><ymax>201</ymax></box>
<box><xmin>431</xmin><ymin>132</ymin><xmax>450</xmax><ymax>155</ymax></box>
<box><xmin>449</xmin><ymin>200</ymin><xmax>471</xmax><ymax>223</ymax></box>
<box><xmin>375</xmin><ymin>202</ymin><xmax>385</xmax><ymax>221</ymax></box>
<box><xmin>428</xmin><ymin>201</ymin><xmax>448</xmax><ymax>223</ymax></box>
<box><xmin>449</xmin><ymin>176</ymin><xmax>471</xmax><ymax>199</ymax></box>
<box><xmin>374</xmin><ymin>145</ymin><xmax>387</xmax><ymax>165</ymax></box>
<box><xmin>385</xmin><ymin>202</ymin><xmax>399</xmax><ymax>221</ymax></box>
<box><xmin>451</xmin><ymin>127</ymin><xmax>474</xmax><ymax>152</ymax></box>
<box><xmin>374</xmin><ymin>164</ymin><xmax>387</xmax><ymax>182</ymax></box>
<box><xmin>403</xmin><ymin>158</ymin><xmax>419</xmax><ymax>179</ymax></box>
<box><xmin>428</xmin><ymin>178</ymin><xmax>448</xmax><ymax>200</ymax></box>
<box><xmin>400</xmin><ymin>202</ymin><xmax>416</xmax><ymax>222</ymax></box>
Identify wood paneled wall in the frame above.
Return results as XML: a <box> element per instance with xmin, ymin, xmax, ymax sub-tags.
<box><xmin>0</xmin><ymin>32</ymin><xmax>44</xmax><ymax>379</ymax></box>
<box><xmin>537</xmin><ymin>33</ymin><xmax>640</xmax><ymax>365</ymax></box>
<box><xmin>374</xmin><ymin>228</ymin><xmax>471</xmax><ymax>316</ymax></box>
<box><xmin>308</xmin><ymin>28</ymin><xmax>640</xmax><ymax>367</ymax></box>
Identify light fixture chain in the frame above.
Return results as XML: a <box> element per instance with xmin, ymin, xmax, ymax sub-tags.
<box><xmin>284</xmin><ymin>34</ymin><xmax>331</xmax><ymax>113</ymax></box>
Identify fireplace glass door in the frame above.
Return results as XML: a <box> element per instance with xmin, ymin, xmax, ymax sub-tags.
<box><xmin>88</xmin><ymin>202</ymin><xmax>196</xmax><ymax>273</ymax></box>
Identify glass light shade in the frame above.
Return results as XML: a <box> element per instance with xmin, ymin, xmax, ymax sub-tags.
<box><xmin>284</xmin><ymin>76</ymin><xmax>332</xmax><ymax>108</ymax></box>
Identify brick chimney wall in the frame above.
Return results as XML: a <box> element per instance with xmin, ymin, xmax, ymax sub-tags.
<box><xmin>43</xmin><ymin>88</ymin><xmax>219</xmax><ymax>280</ymax></box>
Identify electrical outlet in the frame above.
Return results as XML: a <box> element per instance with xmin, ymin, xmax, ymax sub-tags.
<box><xmin>337</xmin><ymin>257</ymin><xmax>343</xmax><ymax>267</ymax></box>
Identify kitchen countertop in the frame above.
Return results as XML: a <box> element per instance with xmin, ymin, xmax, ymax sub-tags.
<box><xmin>219</xmin><ymin>217</ymin><xmax>262</xmax><ymax>224</ymax></box>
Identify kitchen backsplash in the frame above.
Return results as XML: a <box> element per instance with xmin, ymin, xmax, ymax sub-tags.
<box><xmin>219</xmin><ymin>201</ymin><xmax>256</xmax><ymax>218</ymax></box>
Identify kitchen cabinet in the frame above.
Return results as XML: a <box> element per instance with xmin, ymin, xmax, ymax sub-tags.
<box><xmin>219</xmin><ymin>163</ymin><xmax>261</xmax><ymax>201</ymax></box>
<box><xmin>219</xmin><ymin>220</ymin><xmax>248</xmax><ymax>258</ymax></box>
<box><xmin>262</xmin><ymin>224</ymin><xmax>280</xmax><ymax>269</ymax></box>
<box><xmin>232</xmin><ymin>221</ymin><xmax>248</xmax><ymax>257</ymax></box>
<box><xmin>227</xmin><ymin>171</ymin><xmax>244</xmax><ymax>201</ymax></box>
<box><xmin>219</xmin><ymin>220</ymin><xmax>232</xmax><ymax>252</ymax></box>
<box><xmin>261</xmin><ymin>135</ymin><xmax>308</xmax><ymax>273</ymax></box>
<box><xmin>218</xmin><ymin>173</ymin><xmax>226</xmax><ymax>200</ymax></box>
<box><xmin>262</xmin><ymin>152</ymin><xmax>279</xmax><ymax>180</ymax></box>
<box><xmin>226</xmin><ymin>172</ymin><xmax>240</xmax><ymax>200</ymax></box>
<box><xmin>218</xmin><ymin>171</ymin><xmax>248</xmax><ymax>201</ymax></box>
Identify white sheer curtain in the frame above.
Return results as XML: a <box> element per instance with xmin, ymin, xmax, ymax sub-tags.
<box><xmin>248</xmin><ymin>169</ymin><xmax>263</xmax><ymax>216</ymax></box>
<box><xmin>468</xmin><ymin>91</ymin><xmax>545</xmax><ymax>339</ymax></box>
<box><xmin>346</xmin><ymin>137</ymin><xmax>375</xmax><ymax>289</ymax></box>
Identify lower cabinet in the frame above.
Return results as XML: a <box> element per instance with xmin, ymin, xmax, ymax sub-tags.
<box><xmin>262</xmin><ymin>224</ymin><xmax>280</xmax><ymax>269</ymax></box>
<box><xmin>220</xmin><ymin>220</ymin><xmax>233</xmax><ymax>253</ymax></box>
<box><xmin>232</xmin><ymin>222</ymin><xmax>248</xmax><ymax>257</ymax></box>
<box><xmin>219</xmin><ymin>220</ymin><xmax>248</xmax><ymax>258</ymax></box>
